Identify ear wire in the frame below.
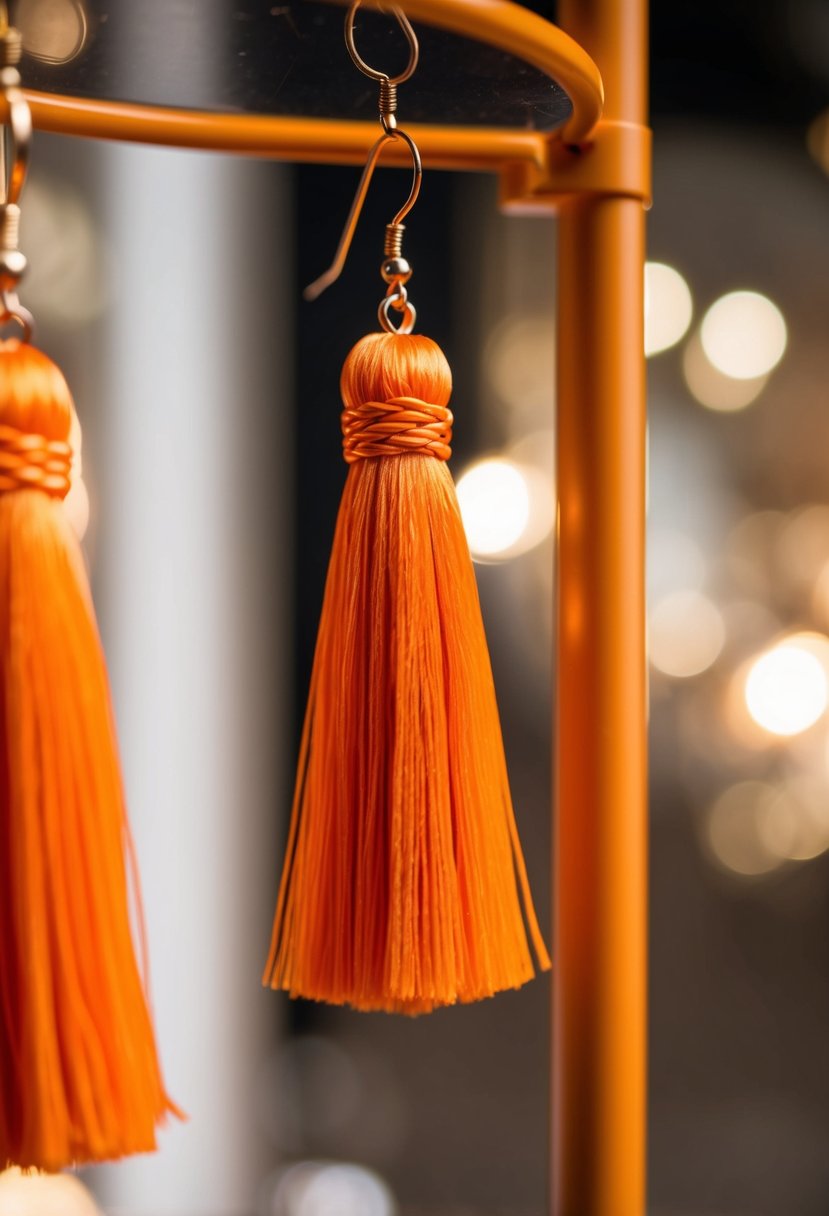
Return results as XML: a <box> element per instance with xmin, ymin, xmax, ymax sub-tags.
<box><xmin>303</xmin><ymin>1</ymin><xmax>423</xmax><ymax>334</ymax></box>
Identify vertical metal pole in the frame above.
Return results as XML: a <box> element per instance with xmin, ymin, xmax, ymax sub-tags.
<box><xmin>553</xmin><ymin>1</ymin><xmax>649</xmax><ymax>1214</ymax></box>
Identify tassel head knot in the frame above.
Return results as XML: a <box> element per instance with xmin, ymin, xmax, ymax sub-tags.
<box><xmin>0</xmin><ymin>340</ymin><xmax>73</xmax><ymax>498</ymax></box>
<box><xmin>340</xmin><ymin>332</ymin><xmax>452</xmax><ymax>464</ymax></box>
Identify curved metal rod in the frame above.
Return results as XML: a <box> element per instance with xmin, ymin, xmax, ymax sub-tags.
<box><xmin>4</xmin><ymin>88</ymin><xmax>31</xmax><ymax>206</ymax></box>
<box><xmin>345</xmin><ymin>0</ymin><xmax>419</xmax><ymax>85</ymax></box>
<box><xmin>304</xmin><ymin>127</ymin><xmax>422</xmax><ymax>302</ymax></box>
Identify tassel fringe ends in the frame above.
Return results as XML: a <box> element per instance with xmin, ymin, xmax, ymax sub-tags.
<box><xmin>0</xmin><ymin>340</ymin><xmax>178</xmax><ymax>1171</ymax></box>
<box><xmin>264</xmin><ymin>333</ymin><xmax>550</xmax><ymax>1014</ymax></box>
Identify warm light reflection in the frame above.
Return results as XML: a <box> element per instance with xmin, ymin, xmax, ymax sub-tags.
<box><xmin>783</xmin><ymin>631</ymin><xmax>829</xmax><ymax>675</ymax></box>
<box><xmin>700</xmin><ymin>291</ymin><xmax>787</xmax><ymax>380</ymax></box>
<box><xmin>682</xmin><ymin>330</ymin><xmax>768</xmax><ymax>412</ymax></box>
<box><xmin>720</xmin><ymin>600</ymin><xmax>780</xmax><ymax>663</ymax></box>
<box><xmin>757</xmin><ymin>778</ymin><xmax>829</xmax><ymax>863</ymax></box>
<box><xmin>723</xmin><ymin>662</ymin><xmax>776</xmax><ymax>752</ymax></box>
<box><xmin>812</xmin><ymin>562</ymin><xmax>829</xmax><ymax>631</ymax></box>
<box><xmin>69</xmin><ymin>406</ymin><xmax>83</xmax><ymax>473</ymax></box>
<box><xmin>23</xmin><ymin>178</ymin><xmax>110</xmax><ymax>328</ymax></box>
<box><xmin>63</xmin><ymin>407</ymin><xmax>89</xmax><ymax>539</ymax></box>
<box><xmin>705</xmin><ymin>782</ymin><xmax>784</xmax><ymax>877</ymax></box>
<box><xmin>649</xmin><ymin>590</ymin><xmax>725</xmax><ymax>679</ymax></box>
<box><xmin>745</xmin><ymin>642</ymin><xmax>828</xmax><ymax>736</ymax></box>
<box><xmin>267</xmin><ymin>1161</ymin><xmax>395</xmax><ymax>1216</ymax></box>
<box><xmin>64</xmin><ymin>476</ymin><xmax>90</xmax><ymax>540</ymax></box>
<box><xmin>0</xmin><ymin>1169</ymin><xmax>102</xmax><ymax>1214</ymax></box>
<box><xmin>644</xmin><ymin>262</ymin><xmax>693</xmax><ymax>356</ymax></box>
<box><xmin>456</xmin><ymin>458</ymin><xmax>531</xmax><ymax>559</ymax></box>
<box><xmin>808</xmin><ymin>109</ymin><xmax>829</xmax><ymax>175</ymax></box>
<box><xmin>484</xmin><ymin>315</ymin><xmax>555</xmax><ymax>418</ymax></box>
<box><xmin>16</xmin><ymin>0</ymin><xmax>88</xmax><ymax>64</ymax></box>
<box><xmin>777</xmin><ymin>506</ymin><xmax>829</xmax><ymax>588</ymax></box>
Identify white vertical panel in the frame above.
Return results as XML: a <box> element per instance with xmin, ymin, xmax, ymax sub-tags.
<box><xmin>92</xmin><ymin>142</ymin><xmax>291</xmax><ymax>1216</ymax></box>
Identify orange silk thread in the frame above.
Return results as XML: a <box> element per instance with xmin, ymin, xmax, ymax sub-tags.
<box><xmin>0</xmin><ymin>338</ymin><xmax>179</xmax><ymax>1171</ymax></box>
<box><xmin>265</xmin><ymin>332</ymin><xmax>550</xmax><ymax>1014</ymax></box>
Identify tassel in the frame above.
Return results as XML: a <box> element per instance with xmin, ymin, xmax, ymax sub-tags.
<box><xmin>265</xmin><ymin>332</ymin><xmax>551</xmax><ymax>1014</ymax></box>
<box><xmin>0</xmin><ymin>339</ymin><xmax>178</xmax><ymax>1170</ymax></box>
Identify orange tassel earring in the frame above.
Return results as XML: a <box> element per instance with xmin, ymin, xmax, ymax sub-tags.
<box><xmin>0</xmin><ymin>25</ymin><xmax>177</xmax><ymax>1171</ymax></box>
<box><xmin>264</xmin><ymin>2</ymin><xmax>550</xmax><ymax>1014</ymax></box>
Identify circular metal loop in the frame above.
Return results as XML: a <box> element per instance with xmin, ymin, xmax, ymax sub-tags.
<box><xmin>345</xmin><ymin>1</ymin><xmax>419</xmax><ymax>86</ymax></box>
<box><xmin>0</xmin><ymin>290</ymin><xmax>34</xmax><ymax>343</ymax></box>
<box><xmin>379</xmin><ymin>285</ymin><xmax>416</xmax><ymax>335</ymax></box>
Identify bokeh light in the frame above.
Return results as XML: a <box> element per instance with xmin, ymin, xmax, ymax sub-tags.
<box><xmin>783</xmin><ymin>631</ymin><xmax>829</xmax><ymax>676</ymax></box>
<box><xmin>705</xmin><ymin>782</ymin><xmax>785</xmax><ymax>877</ymax></box>
<box><xmin>744</xmin><ymin>641</ymin><xmax>828</xmax><ymax>736</ymax></box>
<box><xmin>756</xmin><ymin>777</ymin><xmax>829</xmax><ymax>864</ymax></box>
<box><xmin>644</xmin><ymin>262</ymin><xmax>693</xmax><ymax>356</ymax></box>
<box><xmin>649</xmin><ymin>590</ymin><xmax>725</xmax><ymax>678</ymax></box>
<box><xmin>484</xmin><ymin>314</ymin><xmax>555</xmax><ymax>418</ymax></box>
<box><xmin>700</xmin><ymin>290</ymin><xmax>787</xmax><ymax>380</ymax></box>
<box><xmin>265</xmin><ymin>1162</ymin><xmax>396</xmax><ymax>1216</ymax></box>
<box><xmin>504</xmin><ymin>432</ymin><xmax>556</xmax><ymax>556</ymax></box>
<box><xmin>719</xmin><ymin>600</ymin><xmax>780</xmax><ymax>661</ymax></box>
<box><xmin>776</xmin><ymin>505</ymin><xmax>829</xmax><ymax>589</ymax></box>
<box><xmin>812</xmin><ymin>561</ymin><xmax>829</xmax><ymax>632</ymax></box>
<box><xmin>682</xmin><ymin>330</ymin><xmax>768</xmax><ymax>412</ymax></box>
<box><xmin>456</xmin><ymin>458</ymin><xmax>532</xmax><ymax>559</ymax></box>
<box><xmin>0</xmin><ymin>1169</ymin><xmax>102</xmax><ymax>1215</ymax></box>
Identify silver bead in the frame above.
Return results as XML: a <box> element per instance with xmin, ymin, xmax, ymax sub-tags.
<box><xmin>0</xmin><ymin>249</ymin><xmax>27</xmax><ymax>290</ymax></box>
<box><xmin>381</xmin><ymin>256</ymin><xmax>412</xmax><ymax>284</ymax></box>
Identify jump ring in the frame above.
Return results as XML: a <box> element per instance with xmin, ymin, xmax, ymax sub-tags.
<box><xmin>345</xmin><ymin>1</ymin><xmax>419</xmax><ymax>86</ymax></box>
<box><xmin>0</xmin><ymin>292</ymin><xmax>34</xmax><ymax>343</ymax></box>
<box><xmin>378</xmin><ymin>293</ymin><xmax>416</xmax><ymax>335</ymax></box>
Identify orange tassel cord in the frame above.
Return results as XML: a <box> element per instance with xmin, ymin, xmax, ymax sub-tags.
<box><xmin>0</xmin><ymin>339</ymin><xmax>179</xmax><ymax>1171</ymax></box>
<box><xmin>264</xmin><ymin>332</ymin><xmax>551</xmax><ymax>1014</ymax></box>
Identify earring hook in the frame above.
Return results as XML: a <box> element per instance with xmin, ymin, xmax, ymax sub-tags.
<box><xmin>305</xmin><ymin>0</ymin><xmax>423</xmax><ymax>331</ymax></box>
<box><xmin>0</xmin><ymin>29</ymin><xmax>30</xmax><ymax>208</ymax></box>
<box><xmin>303</xmin><ymin>126</ymin><xmax>422</xmax><ymax>303</ymax></box>
<box><xmin>0</xmin><ymin>21</ymin><xmax>33</xmax><ymax>340</ymax></box>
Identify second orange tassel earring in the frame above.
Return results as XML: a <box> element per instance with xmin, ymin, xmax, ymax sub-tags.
<box><xmin>0</xmin><ymin>24</ymin><xmax>178</xmax><ymax>1170</ymax></box>
<box><xmin>264</xmin><ymin>2</ymin><xmax>550</xmax><ymax>1014</ymax></box>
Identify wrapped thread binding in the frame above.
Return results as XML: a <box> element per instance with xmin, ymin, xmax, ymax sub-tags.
<box><xmin>265</xmin><ymin>332</ymin><xmax>550</xmax><ymax>1014</ymax></box>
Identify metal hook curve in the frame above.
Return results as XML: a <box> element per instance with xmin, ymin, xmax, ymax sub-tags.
<box><xmin>0</xmin><ymin>25</ymin><xmax>30</xmax><ymax>208</ymax></box>
<box><xmin>304</xmin><ymin>128</ymin><xmax>422</xmax><ymax>302</ymax></box>
<box><xmin>345</xmin><ymin>1</ymin><xmax>419</xmax><ymax>86</ymax></box>
<box><xmin>0</xmin><ymin>290</ymin><xmax>34</xmax><ymax>342</ymax></box>
<box><xmin>3</xmin><ymin>88</ymin><xmax>32</xmax><ymax>207</ymax></box>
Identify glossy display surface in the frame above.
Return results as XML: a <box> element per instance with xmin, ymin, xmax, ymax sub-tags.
<box><xmin>17</xmin><ymin>0</ymin><xmax>573</xmax><ymax>131</ymax></box>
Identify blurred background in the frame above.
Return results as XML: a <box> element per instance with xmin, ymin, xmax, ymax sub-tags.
<box><xmin>2</xmin><ymin>0</ymin><xmax>829</xmax><ymax>1213</ymax></box>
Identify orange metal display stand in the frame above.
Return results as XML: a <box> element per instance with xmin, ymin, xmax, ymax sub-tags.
<box><xmin>5</xmin><ymin>2</ymin><xmax>651</xmax><ymax>1212</ymax></box>
<box><xmin>555</xmin><ymin>4</ymin><xmax>648</xmax><ymax>1212</ymax></box>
